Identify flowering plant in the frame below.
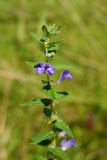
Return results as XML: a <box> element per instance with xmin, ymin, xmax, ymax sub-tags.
<box><xmin>22</xmin><ymin>24</ymin><xmax>76</xmax><ymax>160</ymax></box>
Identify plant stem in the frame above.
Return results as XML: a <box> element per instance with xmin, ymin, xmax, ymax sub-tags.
<box><xmin>44</xmin><ymin>39</ymin><xmax>56</xmax><ymax>160</ymax></box>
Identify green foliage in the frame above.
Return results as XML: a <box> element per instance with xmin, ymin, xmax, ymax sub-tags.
<box><xmin>55</xmin><ymin>119</ymin><xmax>74</xmax><ymax>138</ymax></box>
<box><xmin>48</xmin><ymin>147</ymin><xmax>69</xmax><ymax>160</ymax></box>
<box><xmin>31</xmin><ymin>32</ymin><xmax>45</xmax><ymax>44</ymax></box>
<box><xmin>47</xmin><ymin>42</ymin><xmax>60</xmax><ymax>53</ymax></box>
<box><xmin>56</xmin><ymin>91</ymin><xmax>69</xmax><ymax>100</ymax></box>
<box><xmin>31</xmin><ymin>131</ymin><xmax>55</xmax><ymax>144</ymax></box>
<box><xmin>20</xmin><ymin>99</ymin><xmax>42</xmax><ymax>107</ymax></box>
<box><xmin>21</xmin><ymin>98</ymin><xmax>52</xmax><ymax>107</ymax></box>
<box><xmin>42</xmin><ymin>24</ymin><xmax>61</xmax><ymax>38</ymax></box>
<box><xmin>33</xmin><ymin>156</ymin><xmax>46</xmax><ymax>160</ymax></box>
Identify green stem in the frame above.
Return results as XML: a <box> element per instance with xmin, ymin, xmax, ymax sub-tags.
<box><xmin>44</xmin><ymin>39</ymin><xmax>57</xmax><ymax>159</ymax></box>
<box><xmin>45</xmin><ymin>39</ymin><xmax>50</xmax><ymax>84</ymax></box>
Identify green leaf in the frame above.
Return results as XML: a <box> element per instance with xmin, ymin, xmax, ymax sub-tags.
<box><xmin>31</xmin><ymin>32</ymin><xmax>45</xmax><ymax>44</ymax></box>
<box><xmin>43</xmin><ymin>85</ymin><xmax>69</xmax><ymax>100</ymax></box>
<box><xmin>48</xmin><ymin>24</ymin><xmax>61</xmax><ymax>36</ymax></box>
<box><xmin>31</xmin><ymin>131</ymin><xmax>55</xmax><ymax>144</ymax></box>
<box><xmin>56</xmin><ymin>91</ymin><xmax>69</xmax><ymax>100</ymax></box>
<box><xmin>21</xmin><ymin>98</ymin><xmax>52</xmax><ymax>107</ymax></box>
<box><xmin>20</xmin><ymin>99</ymin><xmax>42</xmax><ymax>107</ymax></box>
<box><xmin>42</xmin><ymin>24</ymin><xmax>61</xmax><ymax>37</ymax></box>
<box><xmin>55</xmin><ymin>119</ymin><xmax>74</xmax><ymax>138</ymax></box>
<box><xmin>50</xmin><ymin>85</ymin><xmax>57</xmax><ymax>100</ymax></box>
<box><xmin>54</xmin><ymin>64</ymin><xmax>72</xmax><ymax>70</ymax></box>
<box><xmin>25</xmin><ymin>61</ymin><xmax>36</xmax><ymax>68</ymax></box>
<box><xmin>42</xmin><ymin>25</ymin><xmax>50</xmax><ymax>37</ymax></box>
<box><xmin>43</xmin><ymin>84</ymin><xmax>57</xmax><ymax>100</ymax></box>
<box><xmin>33</xmin><ymin>155</ymin><xmax>46</xmax><ymax>160</ymax></box>
<box><xmin>47</xmin><ymin>42</ymin><xmax>60</xmax><ymax>53</ymax></box>
<box><xmin>48</xmin><ymin>147</ymin><xmax>69</xmax><ymax>160</ymax></box>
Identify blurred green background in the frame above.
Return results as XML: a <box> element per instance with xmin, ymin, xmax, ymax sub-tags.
<box><xmin>0</xmin><ymin>0</ymin><xmax>107</xmax><ymax>160</ymax></box>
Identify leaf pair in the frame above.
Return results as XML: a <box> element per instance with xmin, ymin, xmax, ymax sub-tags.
<box><xmin>34</xmin><ymin>147</ymin><xmax>69</xmax><ymax>160</ymax></box>
<box><xmin>43</xmin><ymin>84</ymin><xmax>69</xmax><ymax>100</ymax></box>
<box><xmin>42</xmin><ymin>24</ymin><xmax>61</xmax><ymax>38</ymax></box>
<box><xmin>31</xmin><ymin>131</ymin><xmax>69</xmax><ymax>160</ymax></box>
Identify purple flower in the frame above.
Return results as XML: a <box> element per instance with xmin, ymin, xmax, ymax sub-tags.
<box><xmin>44</xmin><ymin>63</ymin><xmax>55</xmax><ymax>75</ymax></box>
<box><xmin>58</xmin><ymin>70</ymin><xmax>73</xmax><ymax>83</ymax></box>
<box><xmin>58</xmin><ymin>131</ymin><xmax>67</xmax><ymax>137</ymax></box>
<box><xmin>35</xmin><ymin>62</ymin><xmax>45</xmax><ymax>74</ymax></box>
<box><xmin>60</xmin><ymin>138</ymin><xmax>77</xmax><ymax>151</ymax></box>
<box><xmin>35</xmin><ymin>62</ymin><xmax>55</xmax><ymax>75</ymax></box>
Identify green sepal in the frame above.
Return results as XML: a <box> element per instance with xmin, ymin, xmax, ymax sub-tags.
<box><xmin>31</xmin><ymin>131</ymin><xmax>55</xmax><ymax>144</ymax></box>
<box><xmin>48</xmin><ymin>147</ymin><xmax>69</xmax><ymax>160</ymax></box>
<box><xmin>55</xmin><ymin>119</ymin><xmax>74</xmax><ymax>138</ymax></box>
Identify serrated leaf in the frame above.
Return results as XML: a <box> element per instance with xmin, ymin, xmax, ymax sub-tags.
<box><xmin>55</xmin><ymin>119</ymin><xmax>74</xmax><ymax>138</ymax></box>
<box><xmin>54</xmin><ymin>64</ymin><xmax>72</xmax><ymax>70</ymax></box>
<box><xmin>31</xmin><ymin>131</ymin><xmax>55</xmax><ymax>144</ymax></box>
<box><xmin>48</xmin><ymin>147</ymin><xmax>69</xmax><ymax>160</ymax></box>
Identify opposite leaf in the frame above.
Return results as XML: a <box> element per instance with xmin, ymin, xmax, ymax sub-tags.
<box><xmin>21</xmin><ymin>99</ymin><xmax>42</xmax><ymax>107</ymax></box>
<box><xmin>48</xmin><ymin>147</ymin><xmax>69</xmax><ymax>160</ymax></box>
<box><xmin>55</xmin><ymin>119</ymin><xmax>74</xmax><ymax>138</ymax></box>
<box><xmin>21</xmin><ymin>98</ymin><xmax>52</xmax><ymax>107</ymax></box>
<box><xmin>31</xmin><ymin>131</ymin><xmax>55</xmax><ymax>144</ymax></box>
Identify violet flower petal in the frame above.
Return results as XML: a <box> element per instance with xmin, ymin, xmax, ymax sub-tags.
<box><xmin>35</xmin><ymin>62</ymin><xmax>45</xmax><ymax>74</ymax></box>
<box><xmin>45</xmin><ymin>63</ymin><xmax>55</xmax><ymax>75</ymax></box>
<box><xmin>60</xmin><ymin>139</ymin><xmax>67</xmax><ymax>147</ymax></box>
<box><xmin>60</xmin><ymin>138</ymin><xmax>77</xmax><ymax>151</ymax></box>
<box><xmin>58</xmin><ymin>70</ymin><xmax>73</xmax><ymax>83</ymax></box>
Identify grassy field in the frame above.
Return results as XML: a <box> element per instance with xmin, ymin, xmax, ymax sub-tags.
<box><xmin>0</xmin><ymin>0</ymin><xmax>107</xmax><ymax>160</ymax></box>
